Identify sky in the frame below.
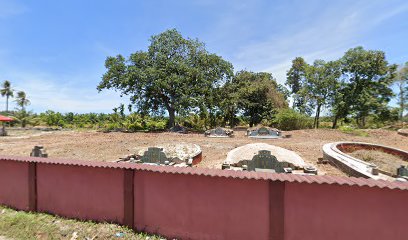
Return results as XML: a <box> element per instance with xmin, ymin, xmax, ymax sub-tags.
<box><xmin>0</xmin><ymin>0</ymin><xmax>407</xmax><ymax>113</ymax></box>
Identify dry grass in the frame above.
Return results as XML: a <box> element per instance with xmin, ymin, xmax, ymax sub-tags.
<box><xmin>348</xmin><ymin>150</ymin><xmax>407</xmax><ymax>175</ymax></box>
<box><xmin>0</xmin><ymin>206</ymin><xmax>162</xmax><ymax>240</ymax></box>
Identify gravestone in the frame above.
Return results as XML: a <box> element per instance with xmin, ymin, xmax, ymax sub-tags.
<box><xmin>141</xmin><ymin>147</ymin><xmax>169</xmax><ymax>164</ymax></box>
<box><xmin>30</xmin><ymin>146</ymin><xmax>48</xmax><ymax>158</ymax></box>
<box><xmin>247</xmin><ymin>150</ymin><xmax>289</xmax><ymax>172</ymax></box>
<box><xmin>257</xmin><ymin>127</ymin><xmax>270</xmax><ymax>136</ymax></box>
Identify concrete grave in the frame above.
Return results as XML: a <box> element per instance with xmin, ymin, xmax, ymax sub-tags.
<box><xmin>223</xmin><ymin>143</ymin><xmax>312</xmax><ymax>174</ymax></box>
<box><xmin>205</xmin><ymin>127</ymin><xmax>234</xmax><ymax>138</ymax></box>
<box><xmin>118</xmin><ymin>143</ymin><xmax>202</xmax><ymax>167</ymax></box>
<box><xmin>170</xmin><ymin>124</ymin><xmax>188</xmax><ymax>134</ymax></box>
<box><xmin>247</xmin><ymin>127</ymin><xmax>282</xmax><ymax>139</ymax></box>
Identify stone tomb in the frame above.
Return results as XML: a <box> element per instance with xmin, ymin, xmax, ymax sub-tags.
<box><xmin>247</xmin><ymin>127</ymin><xmax>282</xmax><ymax>139</ymax></box>
<box><xmin>205</xmin><ymin>127</ymin><xmax>234</xmax><ymax>138</ymax></box>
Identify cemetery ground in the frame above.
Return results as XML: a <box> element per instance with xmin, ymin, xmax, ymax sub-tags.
<box><xmin>1</xmin><ymin>128</ymin><xmax>408</xmax><ymax>177</ymax></box>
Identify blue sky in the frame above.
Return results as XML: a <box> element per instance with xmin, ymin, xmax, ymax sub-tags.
<box><xmin>0</xmin><ymin>0</ymin><xmax>407</xmax><ymax>113</ymax></box>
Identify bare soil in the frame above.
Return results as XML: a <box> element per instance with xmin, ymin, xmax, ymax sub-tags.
<box><xmin>1</xmin><ymin>128</ymin><xmax>408</xmax><ymax>177</ymax></box>
<box><xmin>348</xmin><ymin>149</ymin><xmax>407</xmax><ymax>175</ymax></box>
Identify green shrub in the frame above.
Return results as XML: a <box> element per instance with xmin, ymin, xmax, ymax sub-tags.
<box><xmin>272</xmin><ymin>109</ymin><xmax>313</xmax><ymax>130</ymax></box>
<box><xmin>339</xmin><ymin>125</ymin><xmax>369</xmax><ymax>137</ymax></box>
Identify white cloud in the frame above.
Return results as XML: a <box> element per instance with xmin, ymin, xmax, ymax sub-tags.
<box><xmin>0</xmin><ymin>70</ymin><xmax>126</xmax><ymax>113</ymax></box>
<box><xmin>0</xmin><ymin>0</ymin><xmax>27</xmax><ymax>18</ymax></box>
<box><xmin>215</xmin><ymin>1</ymin><xmax>408</xmax><ymax>84</ymax></box>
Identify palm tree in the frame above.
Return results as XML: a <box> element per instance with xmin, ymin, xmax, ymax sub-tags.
<box><xmin>15</xmin><ymin>91</ymin><xmax>30</xmax><ymax>112</ymax></box>
<box><xmin>1</xmin><ymin>80</ymin><xmax>14</xmax><ymax>112</ymax></box>
<box><xmin>14</xmin><ymin>91</ymin><xmax>30</xmax><ymax>127</ymax></box>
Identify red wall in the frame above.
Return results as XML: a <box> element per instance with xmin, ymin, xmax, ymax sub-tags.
<box><xmin>0</xmin><ymin>161</ymin><xmax>30</xmax><ymax>210</ymax></box>
<box><xmin>134</xmin><ymin>171</ymin><xmax>270</xmax><ymax>240</ymax></box>
<box><xmin>36</xmin><ymin>163</ymin><xmax>125</xmax><ymax>224</ymax></box>
<box><xmin>285</xmin><ymin>182</ymin><xmax>408</xmax><ymax>240</ymax></box>
<box><xmin>1</xmin><ymin>157</ymin><xmax>408</xmax><ymax>240</ymax></box>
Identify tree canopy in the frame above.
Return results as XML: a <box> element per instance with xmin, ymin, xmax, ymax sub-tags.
<box><xmin>98</xmin><ymin>29</ymin><xmax>233</xmax><ymax>128</ymax></box>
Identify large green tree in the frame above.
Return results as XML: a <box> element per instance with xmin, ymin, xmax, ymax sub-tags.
<box><xmin>286</xmin><ymin>57</ymin><xmax>311</xmax><ymax>114</ymax></box>
<box><xmin>98</xmin><ymin>29</ymin><xmax>233</xmax><ymax>128</ymax></box>
<box><xmin>229</xmin><ymin>71</ymin><xmax>288</xmax><ymax>127</ymax></box>
<box><xmin>1</xmin><ymin>80</ymin><xmax>14</xmax><ymax>112</ymax></box>
<box><xmin>393</xmin><ymin>62</ymin><xmax>408</xmax><ymax>120</ymax></box>
<box><xmin>337</xmin><ymin>46</ymin><xmax>396</xmax><ymax>128</ymax></box>
<box><xmin>305</xmin><ymin>60</ymin><xmax>341</xmax><ymax>128</ymax></box>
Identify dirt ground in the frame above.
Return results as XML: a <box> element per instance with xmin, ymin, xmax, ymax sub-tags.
<box><xmin>1</xmin><ymin>128</ymin><xmax>407</xmax><ymax>177</ymax></box>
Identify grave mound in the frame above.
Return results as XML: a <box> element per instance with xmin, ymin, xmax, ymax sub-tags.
<box><xmin>223</xmin><ymin>143</ymin><xmax>312</xmax><ymax>174</ymax></box>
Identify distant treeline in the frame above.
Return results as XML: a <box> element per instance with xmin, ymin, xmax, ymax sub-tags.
<box><xmin>97</xmin><ymin>29</ymin><xmax>407</xmax><ymax>130</ymax></box>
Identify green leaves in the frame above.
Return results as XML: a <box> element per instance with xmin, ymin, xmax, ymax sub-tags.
<box><xmin>98</xmin><ymin>29</ymin><xmax>233</xmax><ymax>128</ymax></box>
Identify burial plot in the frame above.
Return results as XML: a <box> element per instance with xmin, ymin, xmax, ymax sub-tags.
<box><xmin>247</xmin><ymin>127</ymin><xmax>282</xmax><ymax>139</ymax></box>
<box><xmin>205</xmin><ymin>127</ymin><xmax>234</xmax><ymax>138</ymax></box>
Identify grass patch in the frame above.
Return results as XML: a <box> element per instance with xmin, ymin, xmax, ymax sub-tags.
<box><xmin>338</xmin><ymin>125</ymin><xmax>369</xmax><ymax>137</ymax></box>
<box><xmin>0</xmin><ymin>206</ymin><xmax>162</xmax><ymax>240</ymax></box>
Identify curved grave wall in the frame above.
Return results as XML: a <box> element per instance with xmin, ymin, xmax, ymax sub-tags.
<box><xmin>398</xmin><ymin>129</ymin><xmax>408</xmax><ymax>137</ymax></box>
<box><xmin>323</xmin><ymin>142</ymin><xmax>408</xmax><ymax>179</ymax></box>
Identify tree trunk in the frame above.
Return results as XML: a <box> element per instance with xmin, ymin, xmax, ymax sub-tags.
<box><xmin>314</xmin><ymin>104</ymin><xmax>321</xmax><ymax>129</ymax></box>
<box><xmin>167</xmin><ymin>108</ymin><xmax>176</xmax><ymax>129</ymax></box>
<box><xmin>6</xmin><ymin>95</ymin><xmax>9</xmax><ymax>112</ymax></box>
<box><xmin>400</xmin><ymin>82</ymin><xmax>405</xmax><ymax>120</ymax></box>
<box><xmin>332</xmin><ymin>114</ymin><xmax>338</xmax><ymax>129</ymax></box>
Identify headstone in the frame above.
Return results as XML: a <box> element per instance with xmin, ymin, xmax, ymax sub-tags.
<box><xmin>140</xmin><ymin>147</ymin><xmax>169</xmax><ymax>164</ymax></box>
<box><xmin>247</xmin><ymin>150</ymin><xmax>289</xmax><ymax>172</ymax></box>
<box><xmin>222</xmin><ymin>163</ymin><xmax>231</xmax><ymax>169</ymax></box>
<box><xmin>257</xmin><ymin>127</ymin><xmax>270</xmax><ymax>136</ymax></box>
<box><xmin>30</xmin><ymin>146</ymin><xmax>48</xmax><ymax>158</ymax></box>
<box><xmin>397</xmin><ymin>165</ymin><xmax>408</xmax><ymax>177</ymax></box>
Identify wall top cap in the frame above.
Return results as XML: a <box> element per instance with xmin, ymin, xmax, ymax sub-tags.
<box><xmin>1</xmin><ymin>155</ymin><xmax>408</xmax><ymax>191</ymax></box>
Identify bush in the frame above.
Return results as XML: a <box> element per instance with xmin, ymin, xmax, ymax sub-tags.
<box><xmin>272</xmin><ymin>109</ymin><xmax>313</xmax><ymax>130</ymax></box>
